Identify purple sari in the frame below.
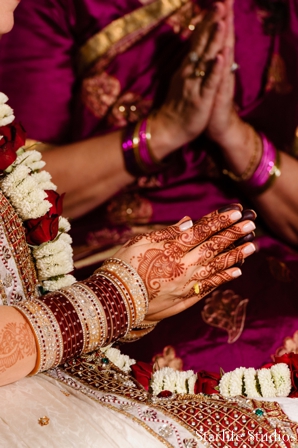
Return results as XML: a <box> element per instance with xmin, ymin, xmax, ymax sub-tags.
<box><xmin>1</xmin><ymin>0</ymin><xmax>298</xmax><ymax>372</ymax></box>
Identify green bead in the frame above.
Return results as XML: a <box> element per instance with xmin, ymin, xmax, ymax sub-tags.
<box><xmin>101</xmin><ymin>357</ymin><xmax>109</xmax><ymax>365</ymax></box>
<box><xmin>254</xmin><ymin>408</ymin><xmax>264</xmax><ymax>416</ymax></box>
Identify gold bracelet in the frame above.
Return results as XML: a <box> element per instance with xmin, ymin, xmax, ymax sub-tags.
<box><xmin>222</xmin><ymin>128</ymin><xmax>261</xmax><ymax>182</ymax></box>
<box><xmin>99</xmin><ymin>258</ymin><xmax>148</xmax><ymax>326</ymax></box>
<box><xmin>119</xmin><ymin>324</ymin><xmax>157</xmax><ymax>342</ymax></box>
<box><xmin>14</xmin><ymin>299</ymin><xmax>63</xmax><ymax>374</ymax></box>
<box><xmin>145</xmin><ymin>114</ymin><xmax>166</xmax><ymax>167</ymax></box>
<box><xmin>61</xmin><ymin>283</ymin><xmax>107</xmax><ymax>353</ymax></box>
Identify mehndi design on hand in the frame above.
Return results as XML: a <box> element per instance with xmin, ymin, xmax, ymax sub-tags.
<box><xmin>116</xmin><ymin>205</ymin><xmax>256</xmax><ymax>321</ymax></box>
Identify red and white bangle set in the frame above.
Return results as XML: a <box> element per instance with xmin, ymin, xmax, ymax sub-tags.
<box><xmin>14</xmin><ymin>258</ymin><xmax>149</xmax><ymax>374</ymax></box>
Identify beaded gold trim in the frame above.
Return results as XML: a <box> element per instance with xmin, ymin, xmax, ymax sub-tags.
<box><xmin>96</xmin><ymin>270</ymin><xmax>135</xmax><ymax>328</ymax></box>
<box><xmin>61</xmin><ymin>283</ymin><xmax>107</xmax><ymax>353</ymax></box>
<box><xmin>100</xmin><ymin>258</ymin><xmax>148</xmax><ymax>326</ymax></box>
<box><xmin>51</xmin><ymin>352</ymin><xmax>298</xmax><ymax>448</ymax></box>
<box><xmin>0</xmin><ymin>192</ymin><xmax>38</xmax><ymax>303</ymax></box>
<box><xmin>120</xmin><ymin>323</ymin><xmax>157</xmax><ymax>342</ymax></box>
<box><xmin>14</xmin><ymin>299</ymin><xmax>63</xmax><ymax>373</ymax></box>
<box><xmin>95</xmin><ymin>272</ymin><xmax>132</xmax><ymax>337</ymax></box>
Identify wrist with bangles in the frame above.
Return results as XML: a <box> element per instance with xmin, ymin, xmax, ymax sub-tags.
<box><xmin>119</xmin><ymin>320</ymin><xmax>159</xmax><ymax>343</ymax></box>
<box><xmin>14</xmin><ymin>258</ymin><xmax>150</xmax><ymax>375</ymax></box>
<box><xmin>122</xmin><ymin>114</ymin><xmax>167</xmax><ymax>177</ymax></box>
<box><xmin>222</xmin><ymin>131</ymin><xmax>281</xmax><ymax>193</ymax></box>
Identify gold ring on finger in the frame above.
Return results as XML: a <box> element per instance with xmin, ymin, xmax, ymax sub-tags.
<box><xmin>194</xmin><ymin>69</ymin><xmax>205</xmax><ymax>78</ymax></box>
<box><xmin>194</xmin><ymin>282</ymin><xmax>200</xmax><ymax>295</ymax></box>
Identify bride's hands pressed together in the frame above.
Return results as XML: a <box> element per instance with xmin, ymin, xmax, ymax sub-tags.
<box><xmin>114</xmin><ymin>204</ymin><xmax>256</xmax><ymax>321</ymax></box>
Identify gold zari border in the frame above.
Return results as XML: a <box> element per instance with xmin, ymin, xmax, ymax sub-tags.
<box><xmin>49</xmin><ymin>354</ymin><xmax>298</xmax><ymax>448</ymax></box>
<box><xmin>78</xmin><ymin>0</ymin><xmax>187</xmax><ymax>74</ymax></box>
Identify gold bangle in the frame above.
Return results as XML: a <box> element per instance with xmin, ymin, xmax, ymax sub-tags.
<box><xmin>222</xmin><ymin>129</ymin><xmax>261</xmax><ymax>182</ymax></box>
<box><xmin>119</xmin><ymin>324</ymin><xmax>157</xmax><ymax>342</ymax></box>
<box><xmin>99</xmin><ymin>258</ymin><xmax>148</xmax><ymax>326</ymax></box>
<box><xmin>134</xmin><ymin>320</ymin><xmax>159</xmax><ymax>329</ymax></box>
<box><xmin>145</xmin><ymin>115</ymin><xmax>166</xmax><ymax>167</ymax></box>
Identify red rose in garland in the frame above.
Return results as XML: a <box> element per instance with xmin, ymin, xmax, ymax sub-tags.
<box><xmin>131</xmin><ymin>361</ymin><xmax>153</xmax><ymax>390</ymax></box>
<box><xmin>25</xmin><ymin>191</ymin><xmax>65</xmax><ymax>245</ymax></box>
<box><xmin>194</xmin><ymin>370</ymin><xmax>220</xmax><ymax>395</ymax></box>
<box><xmin>45</xmin><ymin>190</ymin><xmax>64</xmax><ymax>216</ymax></box>
<box><xmin>0</xmin><ymin>122</ymin><xmax>26</xmax><ymax>171</ymax></box>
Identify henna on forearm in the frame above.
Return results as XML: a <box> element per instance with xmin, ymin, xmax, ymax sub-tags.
<box><xmin>0</xmin><ymin>322</ymin><xmax>35</xmax><ymax>374</ymax></box>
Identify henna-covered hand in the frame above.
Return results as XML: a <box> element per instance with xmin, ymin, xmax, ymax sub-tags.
<box><xmin>115</xmin><ymin>204</ymin><xmax>256</xmax><ymax>321</ymax></box>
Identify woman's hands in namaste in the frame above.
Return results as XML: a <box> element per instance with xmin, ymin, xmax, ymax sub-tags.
<box><xmin>149</xmin><ymin>1</ymin><xmax>229</xmax><ymax>158</ymax></box>
<box><xmin>115</xmin><ymin>204</ymin><xmax>256</xmax><ymax>321</ymax></box>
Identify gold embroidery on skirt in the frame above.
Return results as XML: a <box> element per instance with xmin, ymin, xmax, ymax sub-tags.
<box><xmin>77</xmin><ymin>0</ymin><xmax>187</xmax><ymax>74</ymax></box>
<box><xmin>201</xmin><ymin>289</ymin><xmax>249</xmax><ymax>343</ymax></box>
<box><xmin>267</xmin><ymin>256</ymin><xmax>293</xmax><ymax>283</ymax></box>
<box><xmin>273</xmin><ymin>330</ymin><xmax>298</xmax><ymax>358</ymax></box>
<box><xmin>265</xmin><ymin>53</ymin><xmax>292</xmax><ymax>94</ymax></box>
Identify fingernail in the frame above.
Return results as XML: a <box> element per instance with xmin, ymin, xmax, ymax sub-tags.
<box><xmin>233</xmin><ymin>232</ymin><xmax>255</xmax><ymax>247</ymax></box>
<box><xmin>179</xmin><ymin>219</ymin><xmax>193</xmax><ymax>231</ymax></box>
<box><xmin>242</xmin><ymin>242</ymin><xmax>256</xmax><ymax>255</ymax></box>
<box><xmin>232</xmin><ymin>268</ymin><xmax>242</xmax><ymax>278</ymax></box>
<box><xmin>240</xmin><ymin>209</ymin><xmax>257</xmax><ymax>222</ymax></box>
<box><xmin>242</xmin><ymin>221</ymin><xmax>256</xmax><ymax>232</ymax></box>
<box><xmin>230</xmin><ymin>210</ymin><xmax>242</xmax><ymax>221</ymax></box>
<box><xmin>218</xmin><ymin>204</ymin><xmax>242</xmax><ymax>213</ymax></box>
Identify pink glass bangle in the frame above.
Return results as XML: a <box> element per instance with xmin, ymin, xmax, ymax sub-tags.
<box><xmin>122</xmin><ymin>117</ymin><xmax>166</xmax><ymax>177</ymax></box>
<box><xmin>122</xmin><ymin>123</ymin><xmax>144</xmax><ymax>178</ymax></box>
<box><xmin>241</xmin><ymin>133</ymin><xmax>281</xmax><ymax>193</ymax></box>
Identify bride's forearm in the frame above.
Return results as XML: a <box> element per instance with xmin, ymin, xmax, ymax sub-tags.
<box><xmin>0</xmin><ymin>307</ymin><xmax>37</xmax><ymax>386</ymax></box>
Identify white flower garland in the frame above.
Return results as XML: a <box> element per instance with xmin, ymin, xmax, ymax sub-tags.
<box><xmin>100</xmin><ymin>345</ymin><xmax>197</xmax><ymax>394</ymax></box>
<box><xmin>100</xmin><ymin>344</ymin><xmax>291</xmax><ymax>400</ymax></box>
<box><xmin>151</xmin><ymin>367</ymin><xmax>197</xmax><ymax>396</ymax></box>
<box><xmin>0</xmin><ymin>94</ymin><xmax>75</xmax><ymax>292</ymax></box>
<box><xmin>100</xmin><ymin>345</ymin><xmax>136</xmax><ymax>373</ymax></box>
<box><xmin>219</xmin><ymin>363</ymin><xmax>291</xmax><ymax>398</ymax></box>
<box><xmin>0</xmin><ymin>93</ymin><xmax>14</xmax><ymax>127</ymax></box>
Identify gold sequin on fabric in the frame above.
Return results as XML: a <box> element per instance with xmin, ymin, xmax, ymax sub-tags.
<box><xmin>38</xmin><ymin>416</ymin><xmax>50</xmax><ymax>426</ymax></box>
<box><xmin>60</xmin><ymin>390</ymin><xmax>70</xmax><ymax>397</ymax></box>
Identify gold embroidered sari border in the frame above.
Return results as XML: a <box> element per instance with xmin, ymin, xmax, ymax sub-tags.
<box><xmin>46</xmin><ymin>369</ymin><xmax>173</xmax><ymax>448</ymax></box>
<box><xmin>77</xmin><ymin>0</ymin><xmax>187</xmax><ymax>74</ymax></box>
